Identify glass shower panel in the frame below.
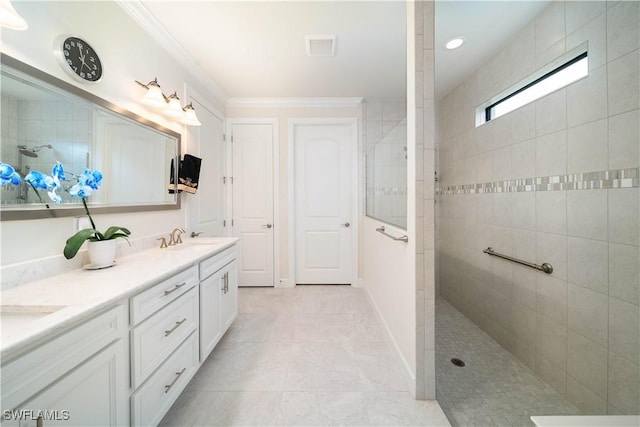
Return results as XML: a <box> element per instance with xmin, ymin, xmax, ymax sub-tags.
<box><xmin>365</xmin><ymin>117</ymin><xmax>407</xmax><ymax>229</ymax></box>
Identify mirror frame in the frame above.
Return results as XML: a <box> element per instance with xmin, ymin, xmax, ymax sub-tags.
<box><xmin>0</xmin><ymin>54</ymin><xmax>181</xmax><ymax>221</ymax></box>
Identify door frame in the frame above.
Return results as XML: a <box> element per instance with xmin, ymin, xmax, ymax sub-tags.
<box><xmin>226</xmin><ymin>118</ymin><xmax>280</xmax><ymax>287</ymax></box>
<box><xmin>184</xmin><ymin>83</ymin><xmax>227</xmax><ymax>236</ymax></box>
<box><xmin>288</xmin><ymin>117</ymin><xmax>359</xmax><ymax>286</ymax></box>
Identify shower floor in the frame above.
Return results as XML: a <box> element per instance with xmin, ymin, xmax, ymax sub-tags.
<box><xmin>435</xmin><ymin>299</ymin><xmax>581</xmax><ymax>427</ymax></box>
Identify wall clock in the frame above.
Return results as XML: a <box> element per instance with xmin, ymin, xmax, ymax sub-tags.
<box><xmin>54</xmin><ymin>35</ymin><xmax>103</xmax><ymax>83</ymax></box>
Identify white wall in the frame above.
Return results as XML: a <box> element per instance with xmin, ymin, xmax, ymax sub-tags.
<box><xmin>0</xmin><ymin>1</ymin><xmax>224</xmax><ymax>269</ymax></box>
<box><xmin>361</xmin><ymin>216</ymin><xmax>416</xmax><ymax>390</ymax></box>
<box><xmin>225</xmin><ymin>103</ymin><xmax>362</xmax><ymax>284</ymax></box>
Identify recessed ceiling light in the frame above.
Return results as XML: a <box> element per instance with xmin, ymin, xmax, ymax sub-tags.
<box><xmin>444</xmin><ymin>37</ymin><xmax>465</xmax><ymax>50</ymax></box>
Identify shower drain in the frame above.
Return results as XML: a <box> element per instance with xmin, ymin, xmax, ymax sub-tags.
<box><xmin>450</xmin><ymin>358</ymin><xmax>466</xmax><ymax>367</ymax></box>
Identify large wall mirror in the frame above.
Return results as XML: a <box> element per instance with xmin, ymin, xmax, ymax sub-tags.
<box><xmin>0</xmin><ymin>54</ymin><xmax>180</xmax><ymax>221</ymax></box>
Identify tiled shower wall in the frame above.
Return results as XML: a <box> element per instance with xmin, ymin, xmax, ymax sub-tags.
<box><xmin>416</xmin><ymin>0</ymin><xmax>436</xmax><ymax>399</ymax></box>
<box><xmin>363</xmin><ymin>99</ymin><xmax>407</xmax><ymax>155</ymax></box>
<box><xmin>436</xmin><ymin>0</ymin><xmax>639</xmax><ymax>415</ymax></box>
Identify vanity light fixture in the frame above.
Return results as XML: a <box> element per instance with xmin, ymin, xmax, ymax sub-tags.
<box><xmin>0</xmin><ymin>0</ymin><xmax>28</xmax><ymax>30</ymax></box>
<box><xmin>181</xmin><ymin>103</ymin><xmax>202</xmax><ymax>127</ymax></box>
<box><xmin>444</xmin><ymin>36</ymin><xmax>465</xmax><ymax>50</ymax></box>
<box><xmin>134</xmin><ymin>78</ymin><xmax>201</xmax><ymax>126</ymax></box>
<box><xmin>166</xmin><ymin>92</ymin><xmax>185</xmax><ymax>117</ymax></box>
<box><xmin>136</xmin><ymin>78</ymin><xmax>167</xmax><ymax>108</ymax></box>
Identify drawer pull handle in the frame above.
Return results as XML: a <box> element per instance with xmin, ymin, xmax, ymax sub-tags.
<box><xmin>222</xmin><ymin>272</ymin><xmax>228</xmax><ymax>294</ymax></box>
<box><xmin>164</xmin><ymin>318</ymin><xmax>187</xmax><ymax>336</ymax></box>
<box><xmin>164</xmin><ymin>282</ymin><xmax>187</xmax><ymax>296</ymax></box>
<box><xmin>164</xmin><ymin>367</ymin><xmax>186</xmax><ymax>393</ymax></box>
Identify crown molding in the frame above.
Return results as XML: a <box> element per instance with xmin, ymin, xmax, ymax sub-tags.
<box><xmin>226</xmin><ymin>97</ymin><xmax>364</xmax><ymax>109</ymax></box>
<box><xmin>115</xmin><ymin>0</ymin><xmax>228</xmax><ymax>104</ymax></box>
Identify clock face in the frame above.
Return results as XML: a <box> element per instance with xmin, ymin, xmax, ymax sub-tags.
<box><xmin>59</xmin><ymin>36</ymin><xmax>102</xmax><ymax>82</ymax></box>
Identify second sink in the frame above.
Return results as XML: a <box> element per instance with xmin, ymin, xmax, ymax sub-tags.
<box><xmin>1</xmin><ymin>305</ymin><xmax>67</xmax><ymax>339</ymax></box>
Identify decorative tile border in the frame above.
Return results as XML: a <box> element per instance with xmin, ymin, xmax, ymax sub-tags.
<box><xmin>437</xmin><ymin>167</ymin><xmax>640</xmax><ymax>196</ymax></box>
<box><xmin>366</xmin><ymin>187</ymin><xmax>408</xmax><ymax>196</ymax></box>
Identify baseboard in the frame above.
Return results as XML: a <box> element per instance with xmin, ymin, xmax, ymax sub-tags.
<box><xmin>361</xmin><ymin>280</ymin><xmax>417</xmax><ymax>397</ymax></box>
<box><xmin>351</xmin><ymin>278</ymin><xmax>365</xmax><ymax>288</ymax></box>
<box><xmin>276</xmin><ymin>278</ymin><xmax>295</xmax><ymax>288</ymax></box>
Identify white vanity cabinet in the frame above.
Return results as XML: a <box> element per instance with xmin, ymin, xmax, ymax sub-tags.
<box><xmin>0</xmin><ymin>305</ymin><xmax>128</xmax><ymax>427</ymax></box>
<box><xmin>0</xmin><ymin>239</ymin><xmax>239</xmax><ymax>427</ymax></box>
<box><xmin>199</xmin><ymin>246</ymin><xmax>237</xmax><ymax>361</ymax></box>
<box><xmin>129</xmin><ymin>267</ymin><xmax>199</xmax><ymax>427</ymax></box>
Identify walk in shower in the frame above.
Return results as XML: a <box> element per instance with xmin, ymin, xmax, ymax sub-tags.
<box><xmin>434</xmin><ymin>1</ymin><xmax>639</xmax><ymax>425</ymax></box>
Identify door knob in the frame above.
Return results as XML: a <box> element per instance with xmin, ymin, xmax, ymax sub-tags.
<box><xmin>263</xmin><ymin>223</ymin><xmax>273</xmax><ymax>228</ymax></box>
<box><xmin>341</xmin><ymin>222</ymin><xmax>350</xmax><ymax>228</ymax></box>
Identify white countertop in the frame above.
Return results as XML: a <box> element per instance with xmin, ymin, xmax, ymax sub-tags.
<box><xmin>0</xmin><ymin>237</ymin><xmax>239</xmax><ymax>362</ymax></box>
<box><xmin>531</xmin><ymin>416</ymin><xmax>640</xmax><ymax>427</ymax></box>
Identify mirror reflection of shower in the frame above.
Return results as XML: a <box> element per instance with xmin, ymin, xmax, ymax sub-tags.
<box><xmin>16</xmin><ymin>144</ymin><xmax>52</xmax><ymax>202</ymax></box>
<box><xmin>18</xmin><ymin>144</ymin><xmax>52</xmax><ymax>158</ymax></box>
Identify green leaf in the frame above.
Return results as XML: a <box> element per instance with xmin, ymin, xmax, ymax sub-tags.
<box><xmin>64</xmin><ymin>228</ymin><xmax>98</xmax><ymax>259</ymax></box>
<box><xmin>103</xmin><ymin>226</ymin><xmax>131</xmax><ymax>240</ymax></box>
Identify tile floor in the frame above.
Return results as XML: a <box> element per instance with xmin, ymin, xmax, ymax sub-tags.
<box><xmin>435</xmin><ymin>299</ymin><xmax>581</xmax><ymax>427</ymax></box>
<box><xmin>160</xmin><ymin>285</ymin><xmax>451</xmax><ymax>426</ymax></box>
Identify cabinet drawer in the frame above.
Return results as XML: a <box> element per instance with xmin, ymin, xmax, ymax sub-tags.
<box><xmin>199</xmin><ymin>246</ymin><xmax>237</xmax><ymax>281</ymax></box>
<box><xmin>1</xmin><ymin>305</ymin><xmax>126</xmax><ymax>413</ymax></box>
<box><xmin>131</xmin><ymin>288</ymin><xmax>198</xmax><ymax>388</ymax></box>
<box><xmin>131</xmin><ymin>332</ymin><xmax>198</xmax><ymax>427</ymax></box>
<box><xmin>130</xmin><ymin>265</ymin><xmax>197</xmax><ymax>325</ymax></box>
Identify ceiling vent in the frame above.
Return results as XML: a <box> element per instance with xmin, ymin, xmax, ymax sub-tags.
<box><xmin>305</xmin><ymin>35</ymin><xmax>336</xmax><ymax>57</ymax></box>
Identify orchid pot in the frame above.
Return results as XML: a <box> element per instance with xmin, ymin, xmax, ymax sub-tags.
<box><xmin>87</xmin><ymin>239</ymin><xmax>117</xmax><ymax>268</ymax></box>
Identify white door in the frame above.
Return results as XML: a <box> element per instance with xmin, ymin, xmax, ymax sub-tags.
<box><xmin>185</xmin><ymin>96</ymin><xmax>226</xmax><ymax>237</ymax></box>
<box><xmin>232</xmin><ymin>123</ymin><xmax>275</xmax><ymax>287</ymax></box>
<box><xmin>294</xmin><ymin>121</ymin><xmax>356</xmax><ymax>284</ymax></box>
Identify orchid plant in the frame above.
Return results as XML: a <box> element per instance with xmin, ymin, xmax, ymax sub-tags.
<box><xmin>0</xmin><ymin>161</ymin><xmax>131</xmax><ymax>259</ymax></box>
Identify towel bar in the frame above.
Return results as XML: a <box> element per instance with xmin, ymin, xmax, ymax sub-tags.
<box><xmin>376</xmin><ymin>226</ymin><xmax>409</xmax><ymax>243</ymax></box>
<box><xmin>483</xmin><ymin>247</ymin><xmax>553</xmax><ymax>274</ymax></box>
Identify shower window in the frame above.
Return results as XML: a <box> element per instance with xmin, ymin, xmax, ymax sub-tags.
<box><xmin>477</xmin><ymin>43</ymin><xmax>588</xmax><ymax>126</ymax></box>
<box><xmin>365</xmin><ymin>117</ymin><xmax>407</xmax><ymax>229</ymax></box>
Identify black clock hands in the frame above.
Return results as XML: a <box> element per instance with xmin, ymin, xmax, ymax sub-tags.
<box><xmin>78</xmin><ymin>47</ymin><xmax>89</xmax><ymax>72</ymax></box>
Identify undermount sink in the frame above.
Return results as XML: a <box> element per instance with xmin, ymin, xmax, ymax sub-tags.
<box><xmin>165</xmin><ymin>238</ymin><xmax>220</xmax><ymax>250</ymax></box>
<box><xmin>188</xmin><ymin>238</ymin><xmax>220</xmax><ymax>245</ymax></box>
<box><xmin>1</xmin><ymin>305</ymin><xmax>67</xmax><ymax>339</ymax></box>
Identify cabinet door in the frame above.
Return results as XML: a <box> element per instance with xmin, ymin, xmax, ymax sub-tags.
<box><xmin>13</xmin><ymin>340</ymin><xmax>127</xmax><ymax>427</ymax></box>
<box><xmin>220</xmin><ymin>260</ymin><xmax>238</xmax><ymax>331</ymax></box>
<box><xmin>200</xmin><ymin>269</ymin><xmax>223</xmax><ymax>361</ymax></box>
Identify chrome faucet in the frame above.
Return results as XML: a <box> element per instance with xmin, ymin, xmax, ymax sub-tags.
<box><xmin>169</xmin><ymin>227</ymin><xmax>186</xmax><ymax>246</ymax></box>
<box><xmin>157</xmin><ymin>237</ymin><xmax>168</xmax><ymax>248</ymax></box>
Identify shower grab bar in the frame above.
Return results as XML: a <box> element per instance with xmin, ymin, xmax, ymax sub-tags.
<box><xmin>483</xmin><ymin>247</ymin><xmax>553</xmax><ymax>274</ymax></box>
<box><xmin>376</xmin><ymin>226</ymin><xmax>409</xmax><ymax>243</ymax></box>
